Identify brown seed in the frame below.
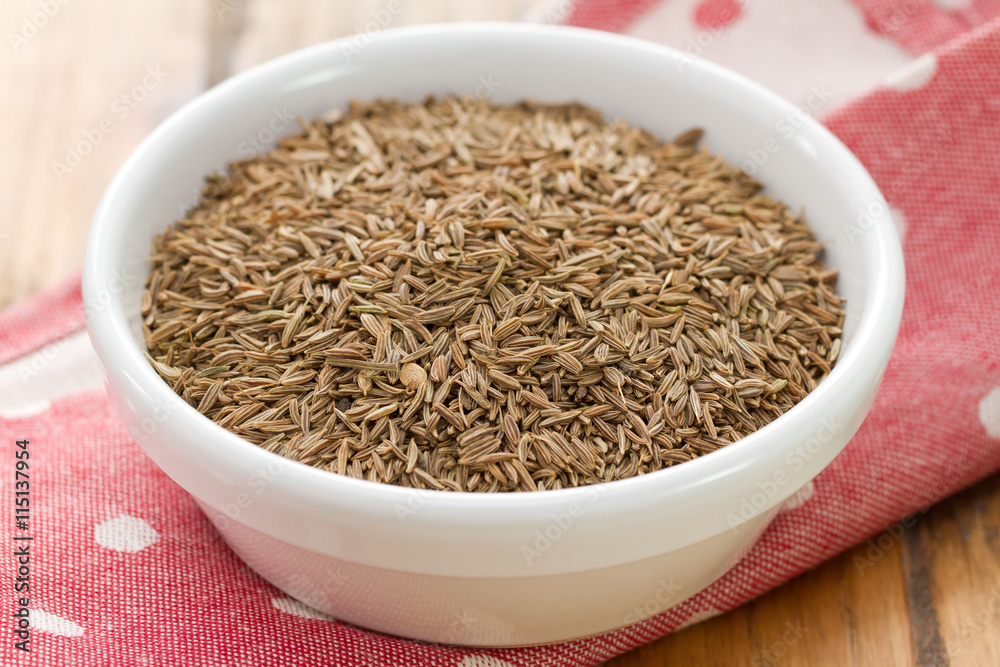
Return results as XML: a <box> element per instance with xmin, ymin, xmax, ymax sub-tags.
<box><xmin>400</xmin><ymin>362</ymin><xmax>427</xmax><ymax>390</ymax></box>
<box><xmin>142</xmin><ymin>95</ymin><xmax>844</xmax><ymax>493</ymax></box>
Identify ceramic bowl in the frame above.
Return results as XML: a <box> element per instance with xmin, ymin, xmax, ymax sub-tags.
<box><xmin>83</xmin><ymin>23</ymin><xmax>904</xmax><ymax>646</ymax></box>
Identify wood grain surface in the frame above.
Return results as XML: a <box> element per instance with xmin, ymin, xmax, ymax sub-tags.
<box><xmin>2</xmin><ymin>2</ymin><xmax>998</xmax><ymax>664</ymax></box>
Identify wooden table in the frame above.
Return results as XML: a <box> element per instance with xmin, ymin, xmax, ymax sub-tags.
<box><xmin>3</xmin><ymin>1</ymin><xmax>998</xmax><ymax>664</ymax></box>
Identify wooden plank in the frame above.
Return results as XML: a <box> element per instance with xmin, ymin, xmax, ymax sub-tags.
<box><xmin>840</xmin><ymin>533</ymin><xmax>916</xmax><ymax>666</ymax></box>
<box><xmin>918</xmin><ymin>476</ymin><xmax>1000</xmax><ymax>667</ymax></box>
<box><xmin>229</xmin><ymin>0</ymin><xmax>543</xmax><ymax>75</ymax></box>
<box><xmin>610</xmin><ymin>535</ymin><xmax>914</xmax><ymax>666</ymax></box>
<box><xmin>901</xmin><ymin>521</ymin><xmax>949</xmax><ymax>665</ymax></box>
<box><xmin>612</xmin><ymin>475</ymin><xmax>1000</xmax><ymax>666</ymax></box>
<box><xmin>0</xmin><ymin>0</ymin><xmax>210</xmax><ymax>309</ymax></box>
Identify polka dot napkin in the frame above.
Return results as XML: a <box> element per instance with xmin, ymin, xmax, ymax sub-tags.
<box><xmin>3</xmin><ymin>1</ymin><xmax>1000</xmax><ymax>665</ymax></box>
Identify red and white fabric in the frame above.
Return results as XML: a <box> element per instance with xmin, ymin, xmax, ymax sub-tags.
<box><xmin>3</xmin><ymin>1</ymin><xmax>1000</xmax><ymax>664</ymax></box>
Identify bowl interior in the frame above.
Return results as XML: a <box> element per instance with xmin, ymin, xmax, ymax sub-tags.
<box><xmin>99</xmin><ymin>25</ymin><xmax>877</xmax><ymax>354</ymax></box>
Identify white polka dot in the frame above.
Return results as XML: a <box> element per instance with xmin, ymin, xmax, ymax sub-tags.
<box><xmin>0</xmin><ymin>399</ymin><xmax>52</xmax><ymax>419</ymax></box>
<box><xmin>457</xmin><ymin>657</ymin><xmax>516</xmax><ymax>667</ymax></box>
<box><xmin>782</xmin><ymin>480</ymin><xmax>816</xmax><ymax>511</ymax></box>
<box><xmin>271</xmin><ymin>598</ymin><xmax>334</xmax><ymax>621</ymax></box>
<box><xmin>979</xmin><ymin>387</ymin><xmax>1000</xmax><ymax>438</ymax></box>
<box><xmin>94</xmin><ymin>515</ymin><xmax>159</xmax><ymax>553</ymax></box>
<box><xmin>30</xmin><ymin>610</ymin><xmax>84</xmax><ymax>636</ymax></box>
<box><xmin>889</xmin><ymin>206</ymin><xmax>907</xmax><ymax>240</ymax></box>
<box><xmin>884</xmin><ymin>54</ymin><xmax>938</xmax><ymax>92</ymax></box>
<box><xmin>676</xmin><ymin>608</ymin><xmax>722</xmax><ymax>630</ymax></box>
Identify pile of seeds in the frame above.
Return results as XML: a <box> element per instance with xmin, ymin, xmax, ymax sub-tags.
<box><xmin>143</xmin><ymin>96</ymin><xmax>844</xmax><ymax>492</ymax></box>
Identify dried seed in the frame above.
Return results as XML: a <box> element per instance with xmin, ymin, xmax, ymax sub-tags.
<box><xmin>144</xmin><ymin>96</ymin><xmax>844</xmax><ymax>493</ymax></box>
<box><xmin>400</xmin><ymin>362</ymin><xmax>427</xmax><ymax>390</ymax></box>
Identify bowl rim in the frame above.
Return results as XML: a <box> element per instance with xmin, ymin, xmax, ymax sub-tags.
<box><xmin>83</xmin><ymin>22</ymin><xmax>905</xmax><ymax>522</ymax></box>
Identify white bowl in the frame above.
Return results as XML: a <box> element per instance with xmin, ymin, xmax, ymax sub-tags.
<box><xmin>83</xmin><ymin>23</ymin><xmax>904</xmax><ymax>646</ymax></box>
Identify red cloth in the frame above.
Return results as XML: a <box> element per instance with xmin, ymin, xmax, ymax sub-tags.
<box><xmin>3</xmin><ymin>3</ymin><xmax>1000</xmax><ymax>665</ymax></box>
